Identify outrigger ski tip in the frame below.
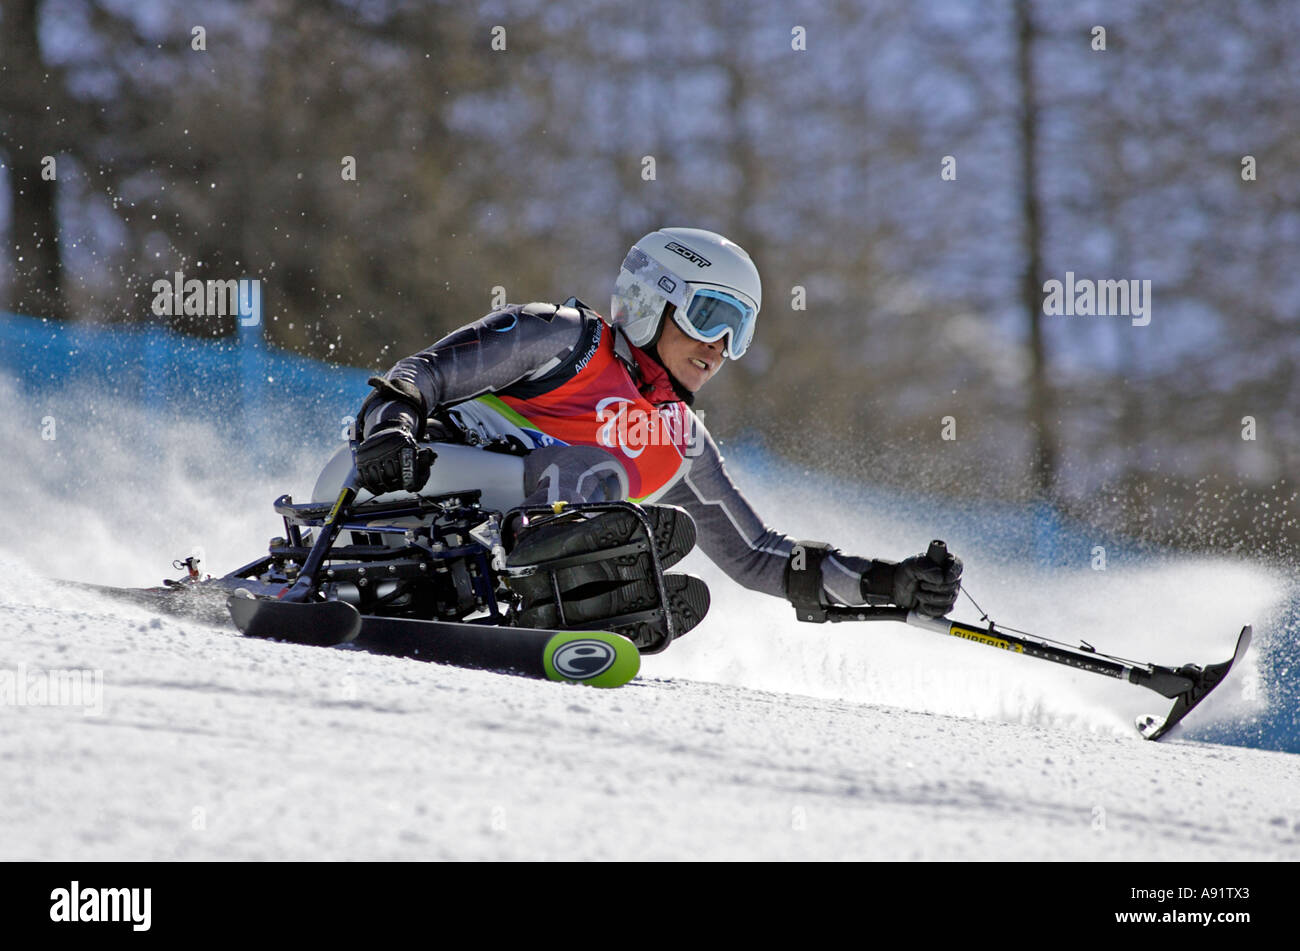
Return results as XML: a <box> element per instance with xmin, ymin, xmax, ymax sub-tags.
<box><xmin>1136</xmin><ymin>625</ymin><xmax>1252</xmax><ymax>742</ymax></box>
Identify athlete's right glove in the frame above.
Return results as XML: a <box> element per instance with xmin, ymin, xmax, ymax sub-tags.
<box><xmin>355</xmin><ymin>424</ymin><xmax>434</xmax><ymax>495</ymax></box>
<box><xmin>860</xmin><ymin>544</ymin><xmax>963</xmax><ymax>618</ymax></box>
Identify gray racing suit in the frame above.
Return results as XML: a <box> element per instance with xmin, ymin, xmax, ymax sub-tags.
<box><xmin>359</xmin><ymin>298</ymin><xmax>874</xmax><ymax>609</ymax></box>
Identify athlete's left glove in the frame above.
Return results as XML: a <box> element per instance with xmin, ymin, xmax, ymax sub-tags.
<box><xmin>355</xmin><ymin>424</ymin><xmax>435</xmax><ymax>495</ymax></box>
<box><xmin>859</xmin><ymin>545</ymin><xmax>963</xmax><ymax>618</ymax></box>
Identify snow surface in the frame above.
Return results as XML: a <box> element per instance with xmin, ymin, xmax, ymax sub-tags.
<box><xmin>1</xmin><ymin>379</ymin><xmax>1298</xmax><ymax>860</ymax></box>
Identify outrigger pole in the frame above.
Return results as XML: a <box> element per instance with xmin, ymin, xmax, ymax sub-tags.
<box><xmin>798</xmin><ymin>541</ymin><xmax>1252</xmax><ymax>741</ymax></box>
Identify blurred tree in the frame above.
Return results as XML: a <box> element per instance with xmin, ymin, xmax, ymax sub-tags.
<box><xmin>1014</xmin><ymin>0</ymin><xmax>1058</xmax><ymax>500</ymax></box>
<box><xmin>0</xmin><ymin>0</ymin><xmax>70</xmax><ymax>318</ymax></box>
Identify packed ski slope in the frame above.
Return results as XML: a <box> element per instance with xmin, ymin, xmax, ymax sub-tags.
<box><xmin>1</xmin><ymin>379</ymin><xmax>1297</xmax><ymax>860</ymax></box>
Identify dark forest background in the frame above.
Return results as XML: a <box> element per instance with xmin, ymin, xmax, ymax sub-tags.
<box><xmin>2</xmin><ymin>0</ymin><xmax>1298</xmax><ymax>555</ymax></box>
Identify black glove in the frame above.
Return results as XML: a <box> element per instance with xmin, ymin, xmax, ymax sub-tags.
<box><xmin>860</xmin><ymin>545</ymin><xmax>963</xmax><ymax>618</ymax></box>
<box><xmin>355</xmin><ymin>424</ymin><xmax>434</xmax><ymax>495</ymax></box>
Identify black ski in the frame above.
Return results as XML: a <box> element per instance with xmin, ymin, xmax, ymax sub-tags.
<box><xmin>54</xmin><ymin>577</ymin><xmax>639</xmax><ymax>687</ymax></box>
<box><xmin>354</xmin><ymin>615</ymin><xmax>640</xmax><ymax>686</ymax></box>
<box><xmin>225</xmin><ymin>593</ymin><xmax>639</xmax><ymax>687</ymax></box>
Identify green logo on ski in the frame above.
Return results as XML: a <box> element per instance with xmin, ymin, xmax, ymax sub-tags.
<box><xmin>543</xmin><ymin>630</ymin><xmax>639</xmax><ymax>687</ymax></box>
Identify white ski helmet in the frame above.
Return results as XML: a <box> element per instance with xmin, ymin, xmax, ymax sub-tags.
<box><xmin>609</xmin><ymin>227</ymin><xmax>761</xmax><ymax>359</ymax></box>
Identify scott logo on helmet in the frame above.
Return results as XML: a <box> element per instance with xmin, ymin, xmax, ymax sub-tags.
<box><xmin>665</xmin><ymin>241</ymin><xmax>711</xmax><ymax>268</ymax></box>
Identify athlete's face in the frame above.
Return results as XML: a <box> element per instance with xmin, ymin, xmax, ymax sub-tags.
<box><xmin>657</xmin><ymin>311</ymin><xmax>724</xmax><ymax>392</ymax></box>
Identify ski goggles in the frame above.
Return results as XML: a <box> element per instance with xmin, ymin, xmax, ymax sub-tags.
<box><xmin>671</xmin><ymin>286</ymin><xmax>757</xmax><ymax>360</ymax></box>
<box><xmin>624</xmin><ymin>246</ymin><xmax>759</xmax><ymax>359</ymax></box>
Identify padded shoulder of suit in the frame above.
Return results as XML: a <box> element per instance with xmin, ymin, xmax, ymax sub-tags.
<box><xmin>520</xmin><ymin>301</ymin><xmax>583</xmax><ymax>321</ymax></box>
